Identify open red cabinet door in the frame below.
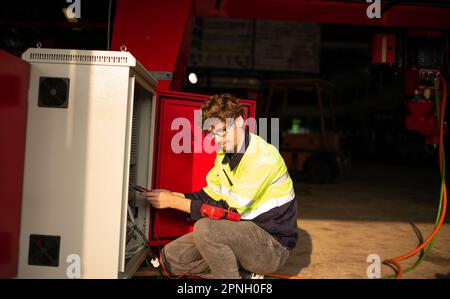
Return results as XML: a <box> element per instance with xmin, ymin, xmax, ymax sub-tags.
<box><xmin>150</xmin><ymin>91</ymin><xmax>256</xmax><ymax>246</ymax></box>
<box><xmin>0</xmin><ymin>50</ymin><xmax>30</xmax><ymax>278</ymax></box>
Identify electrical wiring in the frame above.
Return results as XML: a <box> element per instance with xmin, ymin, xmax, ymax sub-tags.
<box><xmin>382</xmin><ymin>222</ymin><xmax>427</xmax><ymax>279</ymax></box>
<box><xmin>128</xmin><ymin>204</ymin><xmax>136</xmax><ymax>225</ymax></box>
<box><xmin>159</xmin><ymin>251</ymin><xmax>172</xmax><ymax>278</ymax></box>
<box><xmin>133</xmin><ymin>225</ymin><xmax>148</xmax><ymax>243</ymax></box>
<box><xmin>125</xmin><ymin>204</ymin><xmax>148</xmax><ymax>259</ymax></box>
<box><xmin>175</xmin><ymin>255</ymin><xmax>206</xmax><ymax>279</ymax></box>
<box><xmin>136</xmin><ymin>202</ymin><xmax>170</xmax><ymax>278</ymax></box>
<box><xmin>383</xmin><ymin>75</ymin><xmax>447</xmax><ymax>279</ymax></box>
<box><xmin>125</xmin><ymin>245</ymin><xmax>147</xmax><ymax>258</ymax></box>
<box><xmin>151</xmin><ymin>212</ymin><xmax>207</xmax><ymax>279</ymax></box>
<box><xmin>409</xmin><ymin>222</ymin><xmax>426</xmax><ymax>261</ymax></box>
<box><xmin>153</xmin><ymin>212</ymin><xmax>174</xmax><ymax>279</ymax></box>
<box><xmin>127</xmin><ymin>199</ymin><xmax>148</xmax><ymax>243</ymax></box>
<box><xmin>393</xmin><ymin>75</ymin><xmax>448</xmax><ymax>276</ymax></box>
<box><xmin>130</xmin><ymin>190</ymin><xmax>151</xmax><ymax>243</ymax></box>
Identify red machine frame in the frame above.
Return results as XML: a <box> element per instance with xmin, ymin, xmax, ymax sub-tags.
<box><xmin>0</xmin><ymin>50</ymin><xmax>29</xmax><ymax>278</ymax></box>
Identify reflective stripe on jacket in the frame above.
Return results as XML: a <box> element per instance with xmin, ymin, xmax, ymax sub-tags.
<box><xmin>202</xmin><ymin>133</ymin><xmax>295</xmax><ymax>219</ymax></box>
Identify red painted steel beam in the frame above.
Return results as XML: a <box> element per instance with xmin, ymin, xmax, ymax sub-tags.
<box><xmin>195</xmin><ymin>0</ymin><xmax>450</xmax><ymax>30</ymax></box>
<box><xmin>112</xmin><ymin>0</ymin><xmax>450</xmax><ymax>92</ymax></box>
<box><xmin>112</xmin><ymin>0</ymin><xmax>195</xmax><ymax>91</ymax></box>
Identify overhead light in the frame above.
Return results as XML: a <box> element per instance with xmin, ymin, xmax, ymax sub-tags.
<box><xmin>188</xmin><ymin>73</ymin><xmax>198</xmax><ymax>84</ymax></box>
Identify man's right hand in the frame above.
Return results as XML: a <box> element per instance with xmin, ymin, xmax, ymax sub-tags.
<box><xmin>140</xmin><ymin>189</ymin><xmax>190</xmax><ymax>214</ymax></box>
<box><xmin>171</xmin><ymin>191</ymin><xmax>185</xmax><ymax>198</ymax></box>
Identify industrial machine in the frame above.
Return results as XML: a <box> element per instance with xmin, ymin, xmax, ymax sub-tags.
<box><xmin>12</xmin><ymin>48</ymin><xmax>256</xmax><ymax>278</ymax></box>
<box><xmin>403</xmin><ymin>30</ymin><xmax>448</xmax><ymax>144</ymax></box>
<box><xmin>371</xmin><ymin>30</ymin><xmax>448</xmax><ymax>145</ymax></box>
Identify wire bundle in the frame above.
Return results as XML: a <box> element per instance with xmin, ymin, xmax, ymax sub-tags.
<box><xmin>383</xmin><ymin>75</ymin><xmax>448</xmax><ymax>279</ymax></box>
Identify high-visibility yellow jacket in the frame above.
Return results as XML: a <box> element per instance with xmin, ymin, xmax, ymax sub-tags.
<box><xmin>202</xmin><ymin>133</ymin><xmax>295</xmax><ymax>220</ymax></box>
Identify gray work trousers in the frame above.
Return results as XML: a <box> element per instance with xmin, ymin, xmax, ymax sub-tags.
<box><xmin>161</xmin><ymin>218</ymin><xmax>290</xmax><ymax>279</ymax></box>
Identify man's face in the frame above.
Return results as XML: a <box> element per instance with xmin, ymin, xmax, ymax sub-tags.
<box><xmin>208</xmin><ymin>120</ymin><xmax>237</xmax><ymax>153</ymax></box>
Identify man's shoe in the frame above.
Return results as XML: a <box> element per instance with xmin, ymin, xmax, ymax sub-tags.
<box><xmin>239</xmin><ymin>268</ymin><xmax>264</xmax><ymax>279</ymax></box>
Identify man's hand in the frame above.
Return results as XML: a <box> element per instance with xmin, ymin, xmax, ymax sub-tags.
<box><xmin>140</xmin><ymin>189</ymin><xmax>190</xmax><ymax>213</ymax></box>
<box><xmin>141</xmin><ymin>189</ymin><xmax>173</xmax><ymax>209</ymax></box>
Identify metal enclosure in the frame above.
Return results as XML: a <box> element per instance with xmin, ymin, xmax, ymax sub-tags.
<box><xmin>15</xmin><ymin>48</ymin><xmax>257</xmax><ymax>278</ymax></box>
<box><xmin>18</xmin><ymin>48</ymin><xmax>157</xmax><ymax>278</ymax></box>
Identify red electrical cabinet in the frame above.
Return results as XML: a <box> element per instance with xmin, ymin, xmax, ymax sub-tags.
<box><xmin>0</xmin><ymin>50</ymin><xmax>30</xmax><ymax>278</ymax></box>
<box><xmin>150</xmin><ymin>91</ymin><xmax>256</xmax><ymax>246</ymax></box>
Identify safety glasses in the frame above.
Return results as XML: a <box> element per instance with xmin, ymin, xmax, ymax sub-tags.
<box><xmin>203</xmin><ymin>122</ymin><xmax>235</xmax><ymax>140</ymax></box>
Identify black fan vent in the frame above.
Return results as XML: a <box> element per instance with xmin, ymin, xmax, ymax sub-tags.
<box><xmin>38</xmin><ymin>77</ymin><xmax>70</xmax><ymax>108</ymax></box>
<box><xmin>28</xmin><ymin>234</ymin><xmax>61</xmax><ymax>267</ymax></box>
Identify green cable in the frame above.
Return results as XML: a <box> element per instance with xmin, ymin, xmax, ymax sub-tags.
<box><xmin>402</xmin><ymin>78</ymin><xmax>446</xmax><ymax>272</ymax></box>
<box><xmin>394</xmin><ymin>147</ymin><xmax>446</xmax><ymax>277</ymax></box>
<box><xmin>383</xmin><ymin>77</ymin><xmax>446</xmax><ymax>278</ymax></box>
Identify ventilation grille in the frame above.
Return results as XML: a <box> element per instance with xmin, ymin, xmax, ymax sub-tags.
<box><xmin>130</xmin><ymin>96</ymin><xmax>140</xmax><ymax>164</ymax></box>
<box><xmin>38</xmin><ymin>77</ymin><xmax>70</xmax><ymax>108</ymax></box>
<box><xmin>128</xmin><ymin>96</ymin><xmax>141</xmax><ymax>214</ymax></box>
<box><xmin>23</xmin><ymin>49</ymin><xmax>136</xmax><ymax>66</ymax></box>
<box><xmin>28</xmin><ymin>234</ymin><xmax>61</xmax><ymax>267</ymax></box>
<box><xmin>30</xmin><ymin>53</ymin><xmax>128</xmax><ymax>64</ymax></box>
<box><xmin>129</xmin><ymin>165</ymin><xmax>136</xmax><ymax>190</ymax></box>
<box><xmin>128</xmin><ymin>95</ymin><xmax>140</xmax><ymax>195</ymax></box>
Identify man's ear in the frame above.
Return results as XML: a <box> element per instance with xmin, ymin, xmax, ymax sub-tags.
<box><xmin>235</xmin><ymin>116</ymin><xmax>244</xmax><ymax>128</ymax></box>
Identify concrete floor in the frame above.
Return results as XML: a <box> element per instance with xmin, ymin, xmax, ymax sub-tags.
<box><xmin>276</xmin><ymin>160</ymin><xmax>450</xmax><ymax>279</ymax></box>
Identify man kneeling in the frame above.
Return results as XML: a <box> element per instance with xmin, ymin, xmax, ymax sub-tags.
<box><xmin>142</xmin><ymin>93</ymin><xmax>298</xmax><ymax>279</ymax></box>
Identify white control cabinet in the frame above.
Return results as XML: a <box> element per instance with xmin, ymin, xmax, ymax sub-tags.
<box><xmin>18</xmin><ymin>48</ymin><xmax>157</xmax><ymax>278</ymax></box>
